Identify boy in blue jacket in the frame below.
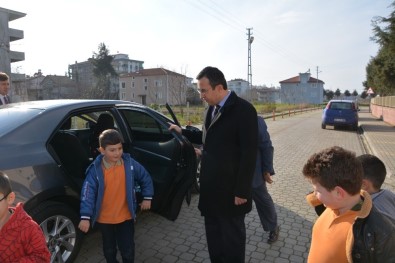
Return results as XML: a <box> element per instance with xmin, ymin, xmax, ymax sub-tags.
<box><xmin>79</xmin><ymin>129</ymin><xmax>153</xmax><ymax>263</ymax></box>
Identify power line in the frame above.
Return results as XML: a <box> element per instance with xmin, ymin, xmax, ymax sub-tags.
<box><xmin>185</xmin><ymin>0</ymin><xmax>315</xmax><ymax>68</ymax></box>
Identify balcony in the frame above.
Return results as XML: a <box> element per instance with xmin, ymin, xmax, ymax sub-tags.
<box><xmin>9</xmin><ymin>28</ymin><xmax>24</xmax><ymax>42</ymax></box>
<box><xmin>10</xmin><ymin>50</ymin><xmax>25</xmax><ymax>63</ymax></box>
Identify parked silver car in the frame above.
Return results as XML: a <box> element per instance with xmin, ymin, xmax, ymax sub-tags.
<box><xmin>0</xmin><ymin>100</ymin><xmax>197</xmax><ymax>262</ymax></box>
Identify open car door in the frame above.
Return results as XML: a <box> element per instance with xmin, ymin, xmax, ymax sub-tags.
<box><xmin>117</xmin><ymin>106</ymin><xmax>197</xmax><ymax>220</ymax></box>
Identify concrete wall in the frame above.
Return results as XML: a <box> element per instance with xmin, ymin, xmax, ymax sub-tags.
<box><xmin>371</xmin><ymin>104</ymin><xmax>395</xmax><ymax>126</ymax></box>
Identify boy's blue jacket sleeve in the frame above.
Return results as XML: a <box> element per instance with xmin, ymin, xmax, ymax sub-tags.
<box><xmin>131</xmin><ymin>158</ymin><xmax>154</xmax><ymax>199</ymax></box>
<box><xmin>80</xmin><ymin>163</ymin><xmax>100</xmax><ymax>220</ymax></box>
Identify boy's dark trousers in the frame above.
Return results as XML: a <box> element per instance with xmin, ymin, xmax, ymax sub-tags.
<box><xmin>97</xmin><ymin>220</ymin><xmax>135</xmax><ymax>263</ymax></box>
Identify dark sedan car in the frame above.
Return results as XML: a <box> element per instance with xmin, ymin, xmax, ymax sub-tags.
<box><xmin>0</xmin><ymin>100</ymin><xmax>197</xmax><ymax>262</ymax></box>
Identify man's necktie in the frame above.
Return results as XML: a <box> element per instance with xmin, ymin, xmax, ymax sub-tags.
<box><xmin>213</xmin><ymin>105</ymin><xmax>221</xmax><ymax>116</ymax></box>
<box><xmin>4</xmin><ymin>96</ymin><xmax>9</xmax><ymax>104</ymax></box>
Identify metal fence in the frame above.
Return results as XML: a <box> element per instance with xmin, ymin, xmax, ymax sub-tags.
<box><xmin>371</xmin><ymin>96</ymin><xmax>395</xmax><ymax>108</ymax></box>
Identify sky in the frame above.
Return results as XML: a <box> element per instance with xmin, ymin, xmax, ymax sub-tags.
<box><xmin>1</xmin><ymin>0</ymin><xmax>393</xmax><ymax>93</ymax></box>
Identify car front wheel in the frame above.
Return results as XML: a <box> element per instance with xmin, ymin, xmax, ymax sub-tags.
<box><xmin>321</xmin><ymin>123</ymin><xmax>326</xmax><ymax>129</ymax></box>
<box><xmin>30</xmin><ymin>201</ymin><xmax>83</xmax><ymax>263</ymax></box>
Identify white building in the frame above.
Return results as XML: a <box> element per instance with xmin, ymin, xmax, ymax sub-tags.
<box><xmin>227</xmin><ymin>79</ymin><xmax>249</xmax><ymax>96</ymax></box>
<box><xmin>279</xmin><ymin>73</ymin><xmax>324</xmax><ymax>104</ymax></box>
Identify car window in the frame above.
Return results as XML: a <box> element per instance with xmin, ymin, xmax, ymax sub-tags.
<box><xmin>120</xmin><ymin>110</ymin><xmax>171</xmax><ymax>141</ymax></box>
<box><xmin>329</xmin><ymin>102</ymin><xmax>353</xmax><ymax>110</ymax></box>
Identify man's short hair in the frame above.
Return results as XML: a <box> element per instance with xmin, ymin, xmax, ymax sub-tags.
<box><xmin>357</xmin><ymin>154</ymin><xmax>387</xmax><ymax>190</ymax></box>
<box><xmin>0</xmin><ymin>171</ymin><xmax>12</xmax><ymax>196</ymax></box>
<box><xmin>302</xmin><ymin>146</ymin><xmax>363</xmax><ymax>195</ymax></box>
<box><xmin>99</xmin><ymin>129</ymin><xmax>123</xmax><ymax>148</ymax></box>
<box><xmin>0</xmin><ymin>72</ymin><xmax>9</xmax><ymax>81</ymax></box>
<box><xmin>196</xmin><ymin>66</ymin><xmax>228</xmax><ymax>90</ymax></box>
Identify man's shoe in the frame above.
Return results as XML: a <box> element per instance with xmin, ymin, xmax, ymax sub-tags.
<box><xmin>267</xmin><ymin>226</ymin><xmax>280</xmax><ymax>244</ymax></box>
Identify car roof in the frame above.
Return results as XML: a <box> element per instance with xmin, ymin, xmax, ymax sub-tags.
<box><xmin>9</xmin><ymin>99</ymin><xmax>145</xmax><ymax>110</ymax></box>
<box><xmin>328</xmin><ymin>99</ymin><xmax>355</xmax><ymax>103</ymax></box>
<box><xmin>0</xmin><ymin>99</ymin><xmax>151</xmax><ymax>145</ymax></box>
<box><xmin>0</xmin><ymin>99</ymin><xmax>163</xmax><ymax>170</ymax></box>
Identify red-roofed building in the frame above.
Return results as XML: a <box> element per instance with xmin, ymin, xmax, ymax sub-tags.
<box><xmin>120</xmin><ymin>68</ymin><xmax>191</xmax><ymax>105</ymax></box>
<box><xmin>280</xmin><ymin>73</ymin><xmax>324</xmax><ymax>104</ymax></box>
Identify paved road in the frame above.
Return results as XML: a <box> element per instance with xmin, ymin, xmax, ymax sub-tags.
<box><xmin>75</xmin><ymin>109</ymin><xmax>393</xmax><ymax>263</ymax></box>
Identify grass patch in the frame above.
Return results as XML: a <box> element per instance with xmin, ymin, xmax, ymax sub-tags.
<box><xmin>159</xmin><ymin>103</ymin><xmax>318</xmax><ymax>126</ymax></box>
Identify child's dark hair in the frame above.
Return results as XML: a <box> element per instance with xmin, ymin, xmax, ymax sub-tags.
<box><xmin>302</xmin><ymin>146</ymin><xmax>363</xmax><ymax>195</ymax></box>
<box><xmin>99</xmin><ymin>129</ymin><xmax>123</xmax><ymax>148</ymax></box>
<box><xmin>0</xmin><ymin>171</ymin><xmax>12</xmax><ymax>196</ymax></box>
<box><xmin>357</xmin><ymin>154</ymin><xmax>386</xmax><ymax>190</ymax></box>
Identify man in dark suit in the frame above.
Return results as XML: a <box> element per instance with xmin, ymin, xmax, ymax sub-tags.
<box><xmin>252</xmin><ymin>116</ymin><xmax>280</xmax><ymax>244</ymax></box>
<box><xmin>171</xmin><ymin>66</ymin><xmax>258</xmax><ymax>262</ymax></box>
<box><xmin>0</xmin><ymin>72</ymin><xmax>11</xmax><ymax>105</ymax></box>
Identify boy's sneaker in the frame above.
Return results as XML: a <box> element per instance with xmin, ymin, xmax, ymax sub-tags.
<box><xmin>268</xmin><ymin>226</ymin><xmax>280</xmax><ymax>244</ymax></box>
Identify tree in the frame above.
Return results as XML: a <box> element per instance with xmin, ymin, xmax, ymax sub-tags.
<box><xmin>352</xmin><ymin>90</ymin><xmax>359</xmax><ymax>96</ymax></box>
<box><xmin>335</xmin><ymin>88</ymin><xmax>341</xmax><ymax>98</ymax></box>
<box><xmin>360</xmin><ymin>90</ymin><xmax>368</xmax><ymax>99</ymax></box>
<box><xmin>344</xmin><ymin>90</ymin><xmax>351</xmax><ymax>97</ymax></box>
<box><xmin>82</xmin><ymin>43</ymin><xmax>118</xmax><ymax>99</ymax></box>
<box><xmin>325</xmin><ymin>89</ymin><xmax>334</xmax><ymax>101</ymax></box>
<box><xmin>186</xmin><ymin>86</ymin><xmax>201</xmax><ymax>105</ymax></box>
<box><xmin>365</xmin><ymin>2</ymin><xmax>395</xmax><ymax>95</ymax></box>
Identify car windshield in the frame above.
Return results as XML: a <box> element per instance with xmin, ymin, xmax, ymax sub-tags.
<box><xmin>329</xmin><ymin>102</ymin><xmax>353</xmax><ymax>110</ymax></box>
<box><xmin>0</xmin><ymin>107</ymin><xmax>43</xmax><ymax>136</ymax></box>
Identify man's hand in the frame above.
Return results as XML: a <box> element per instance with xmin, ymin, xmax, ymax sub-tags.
<box><xmin>195</xmin><ymin>147</ymin><xmax>202</xmax><ymax>157</ymax></box>
<box><xmin>234</xmin><ymin>196</ymin><xmax>247</xmax><ymax>205</ymax></box>
<box><xmin>263</xmin><ymin>172</ymin><xmax>273</xmax><ymax>184</ymax></box>
<box><xmin>168</xmin><ymin>124</ymin><xmax>182</xmax><ymax>134</ymax></box>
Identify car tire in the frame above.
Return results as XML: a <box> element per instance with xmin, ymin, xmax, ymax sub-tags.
<box><xmin>29</xmin><ymin>201</ymin><xmax>83</xmax><ymax>263</ymax></box>
<box><xmin>321</xmin><ymin>123</ymin><xmax>326</xmax><ymax>129</ymax></box>
<box><xmin>353</xmin><ymin>123</ymin><xmax>358</xmax><ymax>131</ymax></box>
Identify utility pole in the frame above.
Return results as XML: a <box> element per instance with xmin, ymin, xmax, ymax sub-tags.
<box><xmin>316</xmin><ymin>66</ymin><xmax>322</xmax><ymax>103</ymax></box>
<box><xmin>247</xmin><ymin>28</ymin><xmax>254</xmax><ymax>101</ymax></box>
<box><xmin>316</xmin><ymin>66</ymin><xmax>321</xmax><ymax>81</ymax></box>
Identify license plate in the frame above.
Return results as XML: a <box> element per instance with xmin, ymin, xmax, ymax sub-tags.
<box><xmin>334</xmin><ymin>118</ymin><xmax>346</xmax><ymax>122</ymax></box>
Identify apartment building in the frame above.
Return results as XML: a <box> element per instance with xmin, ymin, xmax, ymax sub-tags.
<box><xmin>68</xmin><ymin>53</ymin><xmax>144</xmax><ymax>99</ymax></box>
<box><xmin>0</xmin><ymin>7</ymin><xmax>26</xmax><ymax>102</ymax></box>
<box><xmin>120</xmin><ymin>68</ymin><xmax>189</xmax><ymax>105</ymax></box>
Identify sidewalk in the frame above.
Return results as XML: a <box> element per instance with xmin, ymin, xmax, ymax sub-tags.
<box><xmin>359</xmin><ymin>107</ymin><xmax>395</xmax><ymax>190</ymax></box>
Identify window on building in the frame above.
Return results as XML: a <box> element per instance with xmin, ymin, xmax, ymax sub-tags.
<box><xmin>144</xmin><ymin>78</ymin><xmax>148</xmax><ymax>83</ymax></box>
<box><xmin>121</xmin><ymin>82</ymin><xmax>126</xmax><ymax>89</ymax></box>
<box><xmin>144</xmin><ymin>86</ymin><xmax>147</xmax><ymax>90</ymax></box>
<box><xmin>155</xmin><ymin>80</ymin><xmax>162</xmax><ymax>87</ymax></box>
<box><xmin>132</xmin><ymin>82</ymin><xmax>135</xmax><ymax>88</ymax></box>
<box><xmin>121</xmin><ymin>92</ymin><xmax>126</xmax><ymax>99</ymax></box>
